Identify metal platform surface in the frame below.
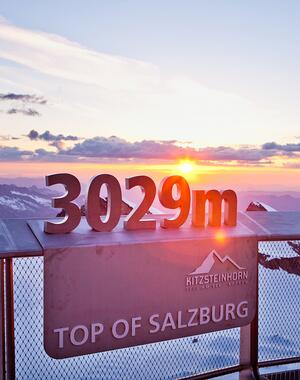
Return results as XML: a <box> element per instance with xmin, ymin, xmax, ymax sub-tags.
<box><xmin>1</xmin><ymin>211</ymin><xmax>300</xmax><ymax>258</ymax></box>
<box><xmin>0</xmin><ymin>219</ymin><xmax>41</xmax><ymax>258</ymax></box>
<box><xmin>29</xmin><ymin>214</ymin><xmax>256</xmax><ymax>250</ymax></box>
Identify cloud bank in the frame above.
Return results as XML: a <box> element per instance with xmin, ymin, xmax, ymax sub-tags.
<box><xmin>1</xmin><ymin>132</ymin><xmax>299</xmax><ymax>166</ymax></box>
<box><xmin>59</xmin><ymin>136</ymin><xmax>273</xmax><ymax>162</ymax></box>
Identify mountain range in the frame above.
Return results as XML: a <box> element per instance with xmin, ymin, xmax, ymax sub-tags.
<box><xmin>0</xmin><ymin>183</ymin><xmax>134</xmax><ymax>218</ymax></box>
<box><xmin>1</xmin><ymin>179</ymin><xmax>300</xmax><ymax>219</ymax></box>
<box><xmin>0</xmin><ymin>184</ymin><xmax>58</xmax><ymax>218</ymax></box>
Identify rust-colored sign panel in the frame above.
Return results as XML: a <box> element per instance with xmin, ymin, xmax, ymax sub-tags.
<box><xmin>44</xmin><ymin>237</ymin><xmax>257</xmax><ymax>359</ymax></box>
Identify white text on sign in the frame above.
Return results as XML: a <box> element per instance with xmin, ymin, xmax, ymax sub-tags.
<box><xmin>53</xmin><ymin>301</ymin><xmax>248</xmax><ymax>348</ymax></box>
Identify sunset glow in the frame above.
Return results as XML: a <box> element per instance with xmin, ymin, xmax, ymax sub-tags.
<box><xmin>0</xmin><ymin>4</ymin><xmax>299</xmax><ymax>192</ymax></box>
<box><xmin>178</xmin><ymin>160</ymin><xmax>195</xmax><ymax>174</ymax></box>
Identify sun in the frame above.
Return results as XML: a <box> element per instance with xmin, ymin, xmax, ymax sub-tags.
<box><xmin>177</xmin><ymin>159</ymin><xmax>197</xmax><ymax>178</ymax></box>
<box><xmin>179</xmin><ymin>162</ymin><xmax>193</xmax><ymax>174</ymax></box>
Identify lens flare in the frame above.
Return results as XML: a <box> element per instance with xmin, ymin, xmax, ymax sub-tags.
<box><xmin>215</xmin><ymin>230</ymin><xmax>226</xmax><ymax>243</ymax></box>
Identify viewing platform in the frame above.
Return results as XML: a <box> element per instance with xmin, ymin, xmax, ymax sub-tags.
<box><xmin>0</xmin><ymin>212</ymin><xmax>299</xmax><ymax>379</ymax></box>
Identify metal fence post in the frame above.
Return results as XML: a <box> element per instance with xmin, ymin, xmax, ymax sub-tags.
<box><xmin>0</xmin><ymin>260</ymin><xmax>5</xmax><ymax>380</ymax></box>
<box><xmin>5</xmin><ymin>258</ymin><xmax>15</xmax><ymax>380</ymax></box>
<box><xmin>239</xmin><ymin>248</ymin><xmax>259</xmax><ymax>380</ymax></box>
<box><xmin>239</xmin><ymin>319</ymin><xmax>259</xmax><ymax>379</ymax></box>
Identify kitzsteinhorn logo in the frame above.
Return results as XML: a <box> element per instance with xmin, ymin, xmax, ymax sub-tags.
<box><xmin>185</xmin><ymin>250</ymin><xmax>248</xmax><ymax>290</ymax></box>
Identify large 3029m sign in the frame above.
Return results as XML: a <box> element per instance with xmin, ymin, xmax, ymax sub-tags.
<box><xmin>44</xmin><ymin>173</ymin><xmax>237</xmax><ymax>233</ymax></box>
<box><xmin>34</xmin><ymin>173</ymin><xmax>258</xmax><ymax>359</ymax></box>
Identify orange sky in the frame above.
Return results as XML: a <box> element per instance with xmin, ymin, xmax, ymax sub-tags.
<box><xmin>1</xmin><ymin>161</ymin><xmax>299</xmax><ymax>193</ymax></box>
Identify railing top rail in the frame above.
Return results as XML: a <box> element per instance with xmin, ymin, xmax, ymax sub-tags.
<box><xmin>238</xmin><ymin>211</ymin><xmax>300</xmax><ymax>241</ymax></box>
<box><xmin>0</xmin><ymin>219</ymin><xmax>42</xmax><ymax>258</ymax></box>
<box><xmin>29</xmin><ymin>214</ymin><xmax>256</xmax><ymax>252</ymax></box>
<box><xmin>1</xmin><ymin>211</ymin><xmax>300</xmax><ymax>258</ymax></box>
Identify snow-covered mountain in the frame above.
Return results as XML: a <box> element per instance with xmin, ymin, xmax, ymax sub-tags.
<box><xmin>0</xmin><ymin>184</ymin><xmax>59</xmax><ymax>218</ymax></box>
<box><xmin>239</xmin><ymin>191</ymin><xmax>300</xmax><ymax>211</ymax></box>
<box><xmin>0</xmin><ymin>184</ymin><xmax>135</xmax><ymax>218</ymax></box>
<box><xmin>246</xmin><ymin>201</ymin><xmax>276</xmax><ymax>211</ymax></box>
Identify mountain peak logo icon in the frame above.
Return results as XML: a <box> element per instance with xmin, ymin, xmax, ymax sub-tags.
<box><xmin>189</xmin><ymin>250</ymin><xmax>245</xmax><ymax>275</ymax></box>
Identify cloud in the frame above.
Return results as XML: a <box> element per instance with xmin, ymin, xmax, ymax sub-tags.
<box><xmin>0</xmin><ymin>18</ymin><xmax>288</xmax><ymax>147</ymax></box>
<box><xmin>0</xmin><ymin>92</ymin><xmax>46</xmax><ymax>116</ymax></box>
<box><xmin>49</xmin><ymin>141</ymin><xmax>65</xmax><ymax>150</ymax></box>
<box><xmin>262</xmin><ymin>142</ymin><xmax>300</xmax><ymax>153</ymax></box>
<box><xmin>27</xmin><ymin>130</ymin><xmax>38</xmax><ymax>140</ymax></box>
<box><xmin>59</xmin><ymin>136</ymin><xmax>273</xmax><ymax>162</ymax></box>
<box><xmin>0</xmin><ymin>93</ymin><xmax>47</xmax><ymax>104</ymax></box>
<box><xmin>0</xmin><ymin>19</ymin><xmax>158</xmax><ymax>91</ymax></box>
<box><xmin>27</xmin><ymin>129</ymin><xmax>80</xmax><ymax>141</ymax></box>
<box><xmin>0</xmin><ymin>135</ymin><xmax>19</xmax><ymax>141</ymax></box>
<box><xmin>0</xmin><ymin>145</ymin><xmax>75</xmax><ymax>162</ymax></box>
<box><xmin>60</xmin><ymin>136</ymin><xmax>187</xmax><ymax>159</ymax></box>
<box><xmin>7</xmin><ymin>108</ymin><xmax>40</xmax><ymax>116</ymax></box>
<box><xmin>0</xmin><ymin>146</ymin><xmax>32</xmax><ymax>160</ymax></box>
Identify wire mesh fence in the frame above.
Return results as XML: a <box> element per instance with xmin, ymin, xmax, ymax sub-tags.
<box><xmin>11</xmin><ymin>240</ymin><xmax>300</xmax><ymax>379</ymax></box>
<box><xmin>258</xmin><ymin>241</ymin><xmax>300</xmax><ymax>363</ymax></box>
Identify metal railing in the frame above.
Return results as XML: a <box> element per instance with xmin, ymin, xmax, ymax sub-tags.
<box><xmin>0</xmin><ymin>217</ymin><xmax>300</xmax><ymax>379</ymax></box>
